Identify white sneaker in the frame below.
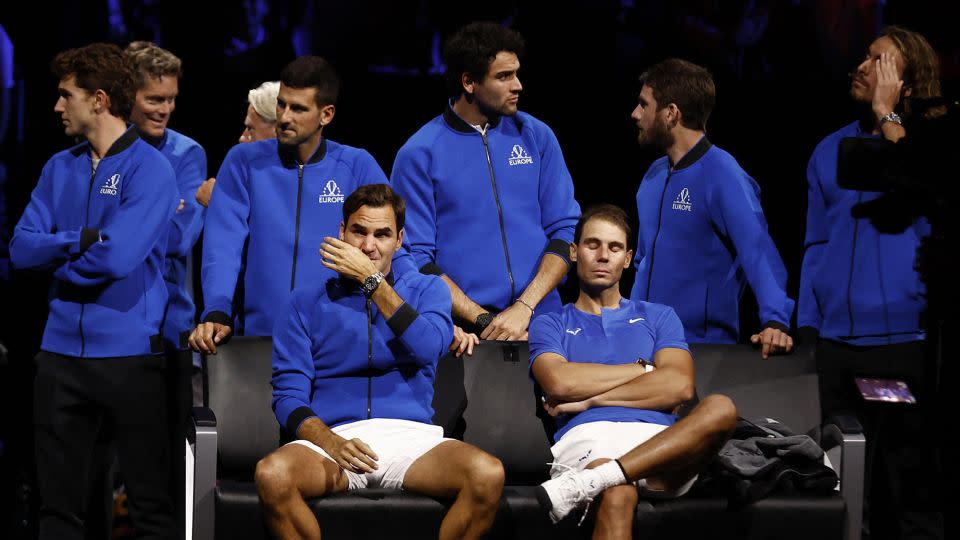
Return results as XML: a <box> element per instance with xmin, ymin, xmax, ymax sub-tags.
<box><xmin>536</xmin><ymin>463</ymin><xmax>595</xmax><ymax>525</ymax></box>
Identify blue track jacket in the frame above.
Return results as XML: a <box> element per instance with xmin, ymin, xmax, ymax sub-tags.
<box><xmin>391</xmin><ymin>107</ymin><xmax>580</xmax><ymax>314</ymax></box>
<box><xmin>11</xmin><ymin>128</ymin><xmax>178</xmax><ymax>357</ymax></box>
<box><xmin>800</xmin><ymin>122</ymin><xmax>927</xmax><ymax>345</ymax></box>
<box><xmin>271</xmin><ymin>267</ymin><xmax>454</xmax><ymax>435</ymax></box>
<box><xmin>529</xmin><ymin>299</ymin><xmax>688</xmax><ymax>442</ymax></box>
<box><xmin>201</xmin><ymin>138</ymin><xmax>388</xmax><ymax>336</ymax></box>
<box><xmin>147</xmin><ymin>128</ymin><xmax>207</xmax><ymax>348</ymax></box>
<box><xmin>629</xmin><ymin>137</ymin><xmax>794</xmax><ymax>343</ymax></box>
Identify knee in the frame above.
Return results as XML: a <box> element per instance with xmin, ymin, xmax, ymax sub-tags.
<box><xmin>465</xmin><ymin>453</ymin><xmax>505</xmax><ymax>504</ymax></box>
<box><xmin>255</xmin><ymin>453</ymin><xmax>295</xmax><ymax>505</ymax></box>
<box><xmin>598</xmin><ymin>485</ymin><xmax>639</xmax><ymax>516</ymax></box>
<box><xmin>700</xmin><ymin>394</ymin><xmax>738</xmax><ymax>433</ymax></box>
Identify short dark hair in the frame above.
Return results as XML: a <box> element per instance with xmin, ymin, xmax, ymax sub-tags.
<box><xmin>574</xmin><ymin>204</ymin><xmax>632</xmax><ymax>244</ymax></box>
<box><xmin>343</xmin><ymin>184</ymin><xmax>406</xmax><ymax>231</ymax></box>
<box><xmin>638</xmin><ymin>59</ymin><xmax>715</xmax><ymax>131</ymax></box>
<box><xmin>443</xmin><ymin>21</ymin><xmax>525</xmax><ymax>98</ymax></box>
<box><xmin>125</xmin><ymin>41</ymin><xmax>182</xmax><ymax>89</ymax></box>
<box><xmin>51</xmin><ymin>43</ymin><xmax>136</xmax><ymax>118</ymax></box>
<box><xmin>280</xmin><ymin>56</ymin><xmax>340</xmax><ymax>107</ymax></box>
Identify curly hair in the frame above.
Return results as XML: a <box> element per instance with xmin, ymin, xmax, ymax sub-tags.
<box><xmin>443</xmin><ymin>22</ymin><xmax>525</xmax><ymax>98</ymax></box>
<box><xmin>51</xmin><ymin>43</ymin><xmax>136</xmax><ymax>118</ymax></box>
<box><xmin>879</xmin><ymin>25</ymin><xmax>943</xmax><ymax>119</ymax></box>
<box><xmin>248</xmin><ymin>81</ymin><xmax>280</xmax><ymax>123</ymax></box>
<box><xmin>125</xmin><ymin>41</ymin><xmax>182</xmax><ymax>89</ymax></box>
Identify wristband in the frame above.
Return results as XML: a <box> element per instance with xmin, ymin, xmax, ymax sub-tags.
<box><xmin>516</xmin><ymin>298</ymin><xmax>535</xmax><ymax>314</ymax></box>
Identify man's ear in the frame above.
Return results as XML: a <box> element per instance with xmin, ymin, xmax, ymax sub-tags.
<box><xmin>94</xmin><ymin>89</ymin><xmax>110</xmax><ymax>113</ymax></box>
<box><xmin>338</xmin><ymin>221</ymin><xmax>345</xmax><ymax>241</ymax></box>
<box><xmin>569</xmin><ymin>242</ymin><xmax>578</xmax><ymax>263</ymax></box>
<box><xmin>320</xmin><ymin>104</ymin><xmax>336</xmax><ymax>127</ymax></box>
<box><xmin>667</xmin><ymin>103</ymin><xmax>681</xmax><ymax>129</ymax></box>
<box><xmin>623</xmin><ymin>250</ymin><xmax>633</xmax><ymax>269</ymax></box>
<box><xmin>461</xmin><ymin>72</ymin><xmax>475</xmax><ymax>97</ymax></box>
<box><xmin>903</xmin><ymin>86</ymin><xmax>913</xmax><ymax>98</ymax></box>
<box><xmin>396</xmin><ymin>228</ymin><xmax>404</xmax><ymax>250</ymax></box>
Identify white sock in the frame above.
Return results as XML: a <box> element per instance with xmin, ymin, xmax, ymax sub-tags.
<box><xmin>580</xmin><ymin>460</ymin><xmax>628</xmax><ymax>498</ymax></box>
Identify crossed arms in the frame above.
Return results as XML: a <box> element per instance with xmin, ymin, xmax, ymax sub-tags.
<box><xmin>531</xmin><ymin>348</ymin><xmax>695</xmax><ymax>416</ymax></box>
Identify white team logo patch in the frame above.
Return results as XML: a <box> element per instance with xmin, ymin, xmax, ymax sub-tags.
<box><xmin>318</xmin><ymin>180</ymin><xmax>345</xmax><ymax>204</ymax></box>
<box><xmin>99</xmin><ymin>173</ymin><xmax>121</xmax><ymax>196</ymax></box>
<box><xmin>565</xmin><ymin>328</ymin><xmax>582</xmax><ymax>336</ymax></box>
<box><xmin>672</xmin><ymin>187</ymin><xmax>692</xmax><ymax>212</ymax></box>
<box><xmin>628</xmin><ymin>317</ymin><xmax>645</xmax><ymax>324</ymax></box>
<box><xmin>508</xmin><ymin>144</ymin><xmax>534</xmax><ymax>166</ymax></box>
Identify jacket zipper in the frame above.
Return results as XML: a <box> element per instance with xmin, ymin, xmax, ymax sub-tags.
<box><xmin>480</xmin><ymin>133</ymin><xmax>516</xmax><ymax>302</ymax></box>
<box><xmin>645</xmin><ymin>169</ymin><xmax>673</xmax><ymax>301</ymax></box>
<box><xmin>290</xmin><ymin>164</ymin><xmax>305</xmax><ymax>291</ymax></box>
<box><xmin>80</xmin><ymin>161</ymin><xmax>97</xmax><ymax>357</ymax></box>
<box><xmin>846</xmin><ymin>193</ymin><xmax>864</xmax><ymax>336</ymax></box>
<box><xmin>366</xmin><ymin>298</ymin><xmax>373</xmax><ymax>419</ymax></box>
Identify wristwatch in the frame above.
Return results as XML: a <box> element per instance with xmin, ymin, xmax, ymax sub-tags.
<box><xmin>879</xmin><ymin>111</ymin><xmax>902</xmax><ymax>126</ymax></box>
<box><xmin>361</xmin><ymin>271</ymin><xmax>385</xmax><ymax>296</ymax></box>
<box><xmin>475</xmin><ymin>312</ymin><xmax>494</xmax><ymax>331</ymax></box>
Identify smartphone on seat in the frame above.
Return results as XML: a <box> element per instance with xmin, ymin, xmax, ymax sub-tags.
<box><xmin>854</xmin><ymin>377</ymin><xmax>917</xmax><ymax>404</ymax></box>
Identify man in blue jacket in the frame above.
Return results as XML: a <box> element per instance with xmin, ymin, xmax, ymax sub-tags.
<box><xmin>629</xmin><ymin>59</ymin><xmax>794</xmax><ymax>357</ymax></box>
<box><xmin>530</xmin><ymin>205</ymin><xmax>736</xmax><ymax>532</ymax></box>
<box><xmin>255</xmin><ymin>184</ymin><xmax>505</xmax><ymax>539</ymax></box>
<box><xmin>392</xmin><ymin>22</ymin><xmax>580</xmax><ymax>341</ymax></box>
<box><xmin>126</xmin><ymin>40</ymin><xmax>207</xmax><ymax>536</ymax></box>
<box><xmin>800</xmin><ymin>26</ymin><xmax>943</xmax><ymax>540</ymax></box>
<box><xmin>10</xmin><ymin>43</ymin><xmax>178</xmax><ymax>540</ymax></box>
<box><xmin>190</xmin><ymin>55</ymin><xmax>391</xmax><ymax>352</ymax></box>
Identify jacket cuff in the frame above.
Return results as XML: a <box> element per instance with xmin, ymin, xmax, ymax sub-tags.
<box><xmin>543</xmin><ymin>238</ymin><xmax>571</xmax><ymax>266</ymax></box>
<box><xmin>287</xmin><ymin>406</ymin><xmax>318</xmax><ymax>437</ymax></box>
<box><xmin>419</xmin><ymin>262</ymin><xmax>444</xmax><ymax>276</ymax></box>
<box><xmin>203</xmin><ymin>310</ymin><xmax>233</xmax><ymax>327</ymax></box>
<box><xmin>387</xmin><ymin>303</ymin><xmax>418</xmax><ymax>336</ymax></box>
<box><xmin>79</xmin><ymin>228</ymin><xmax>100</xmax><ymax>254</ymax></box>
<box><xmin>760</xmin><ymin>320</ymin><xmax>790</xmax><ymax>333</ymax></box>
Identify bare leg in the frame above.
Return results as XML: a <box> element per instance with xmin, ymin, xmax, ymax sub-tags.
<box><xmin>537</xmin><ymin>394</ymin><xmax>737</xmax><ymax>523</ymax></box>
<box><xmin>619</xmin><ymin>394</ymin><xmax>737</xmax><ymax>489</ymax></box>
<box><xmin>585</xmin><ymin>458</ymin><xmax>637</xmax><ymax>540</ymax></box>
<box><xmin>402</xmin><ymin>440</ymin><xmax>505</xmax><ymax>540</ymax></box>
<box><xmin>255</xmin><ymin>444</ymin><xmax>349</xmax><ymax>540</ymax></box>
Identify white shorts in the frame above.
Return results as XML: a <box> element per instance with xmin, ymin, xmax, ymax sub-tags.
<box><xmin>287</xmin><ymin>418</ymin><xmax>451</xmax><ymax>490</ymax></box>
<box><xmin>550</xmin><ymin>421</ymin><xmax>697</xmax><ymax>499</ymax></box>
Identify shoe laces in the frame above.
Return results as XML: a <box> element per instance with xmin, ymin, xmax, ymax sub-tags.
<box><xmin>546</xmin><ymin>462</ymin><xmax>594</xmax><ymax>526</ymax></box>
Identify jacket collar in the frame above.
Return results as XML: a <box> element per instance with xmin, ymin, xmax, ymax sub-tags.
<box><xmin>73</xmin><ymin>125</ymin><xmax>140</xmax><ymax>159</ymax></box>
<box><xmin>442</xmin><ymin>102</ymin><xmax>502</xmax><ymax>133</ymax></box>
<box><xmin>670</xmin><ymin>135</ymin><xmax>712</xmax><ymax>171</ymax></box>
<box><xmin>278</xmin><ymin>137</ymin><xmax>328</xmax><ymax>168</ymax></box>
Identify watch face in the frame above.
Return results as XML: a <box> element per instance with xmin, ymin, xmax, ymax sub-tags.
<box><xmin>476</xmin><ymin>313</ymin><xmax>493</xmax><ymax>329</ymax></box>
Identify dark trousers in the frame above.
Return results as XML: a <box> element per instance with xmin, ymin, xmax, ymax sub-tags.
<box><xmin>33</xmin><ymin>351</ymin><xmax>177</xmax><ymax>540</ymax></box>
<box><xmin>816</xmin><ymin>339</ymin><xmax>943</xmax><ymax>540</ymax></box>
<box><xmin>164</xmin><ymin>345</ymin><xmax>193</xmax><ymax>539</ymax></box>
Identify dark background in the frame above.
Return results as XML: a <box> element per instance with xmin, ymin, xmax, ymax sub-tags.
<box><xmin>1</xmin><ymin>1</ymin><xmax>958</xmax><ymax>537</ymax></box>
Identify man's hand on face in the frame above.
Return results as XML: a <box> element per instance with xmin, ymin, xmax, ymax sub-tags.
<box><xmin>480</xmin><ymin>302</ymin><xmax>532</xmax><ymax>341</ymax></box>
<box><xmin>873</xmin><ymin>51</ymin><xmax>905</xmax><ymax>119</ymax></box>
<box><xmin>320</xmin><ymin>237</ymin><xmax>379</xmax><ymax>283</ymax></box>
<box><xmin>188</xmin><ymin>322</ymin><xmax>233</xmax><ymax>354</ymax></box>
<box><xmin>450</xmin><ymin>325</ymin><xmax>480</xmax><ymax>357</ymax></box>
<box><xmin>750</xmin><ymin>327</ymin><xmax>794</xmax><ymax>359</ymax></box>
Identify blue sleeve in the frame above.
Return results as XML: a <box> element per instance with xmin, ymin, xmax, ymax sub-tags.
<box><xmin>10</xmin><ymin>161</ymin><xmax>83</xmax><ymax>271</ymax></box>
<box><xmin>390</xmin><ymin>143</ymin><xmax>437</xmax><ymax>271</ymax></box>
<box><xmin>271</xmin><ymin>293</ymin><xmax>317</xmax><ymax>432</ymax></box>
<box><xmin>798</xmin><ymin>151</ymin><xmax>827</xmax><ymax>331</ymax></box>
<box><xmin>353</xmin><ymin>149</ymin><xmax>389</xmax><ymax>187</ymax></box>
<box><xmin>536</xmin><ymin>125</ymin><xmax>580</xmax><ymax>258</ymax></box>
<box><xmin>528</xmin><ymin>313</ymin><xmax>566</xmax><ymax>373</ymax></box>
<box><xmin>708</xmin><ymin>168</ymin><xmax>794</xmax><ymax>330</ymax></box>
<box><xmin>200</xmin><ymin>148</ymin><xmax>250</xmax><ymax>321</ymax></box>
<box><xmin>165</xmin><ymin>144</ymin><xmax>207</xmax><ymax>257</ymax></box>
<box><xmin>52</xmin><ymin>157</ymin><xmax>178</xmax><ymax>286</ymax></box>
<box><xmin>653</xmin><ymin>306</ymin><xmax>690</xmax><ymax>355</ymax></box>
<box><xmin>386</xmin><ymin>277</ymin><xmax>454</xmax><ymax>367</ymax></box>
